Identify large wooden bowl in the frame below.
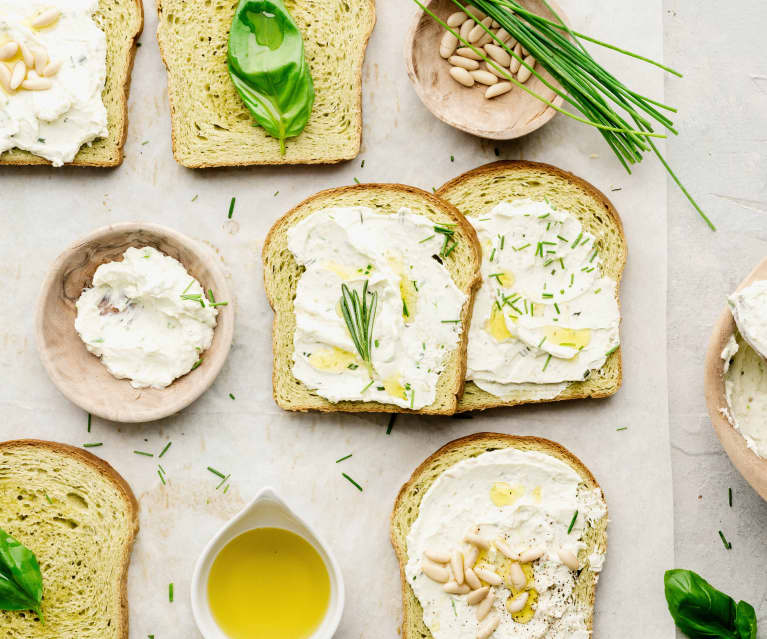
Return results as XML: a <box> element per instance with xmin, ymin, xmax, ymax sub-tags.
<box><xmin>36</xmin><ymin>223</ymin><xmax>234</xmax><ymax>423</ymax></box>
<box><xmin>704</xmin><ymin>257</ymin><xmax>767</xmax><ymax>501</ymax></box>
<box><xmin>405</xmin><ymin>0</ymin><xmax>566</xmax><ymax>140</ymax></box>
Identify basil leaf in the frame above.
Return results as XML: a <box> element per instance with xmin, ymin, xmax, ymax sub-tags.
<box><xmin>664</xmin><ymin>570</ymin><xmax>758</xmax><ymax>639</ymax></box>
<box><xmin>0</xmin><ymin>528</ymin><xmax>43</xmax><ymax>616</ymax></box>
<box><xmin>228</xmin><ymin>0</ymin><xmax>314</xmax><ymax>155</ymax></box>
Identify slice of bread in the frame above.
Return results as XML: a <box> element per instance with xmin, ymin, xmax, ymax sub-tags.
<box><xmin>391</xmin><ymin>432</ymin><xmax>608</xmax><ymax>639</ymax></box>
<box><xmin>436</xmin><ymin>161</ymin><xmax>627</xmax><ymax>412</ymax></box>
<box><xmin>156</xmin><ymin>0</ymin><xmax>375</xmax><ymax>167</ymax></box>
<box><xmin>0</xmin><ymin>440</ymin><xmax>139</xmax><ymax>638</ymax></box>
<box><xmin>262</xmin><ymin>183</ymin><xmax>481</xmax><ymax>414</ymax></box>
<box><xmin>0</xmin><ymin>0</ymin><xmax>144</xmax><ymax>167</ymax></box>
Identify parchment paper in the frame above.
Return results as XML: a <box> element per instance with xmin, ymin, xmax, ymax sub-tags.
<box><xmin>0</xmin><ymin>0</ymin><xmax>674</xmax><ymax>636</ymax></box>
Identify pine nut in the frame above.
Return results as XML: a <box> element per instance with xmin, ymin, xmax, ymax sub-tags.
<box><xmin>474</xmin><ymin>567</ymin><xmax>502</xmax><ymax>586</ymax></box>
<box><xmin>484</xmin><ymin>62</ymin><xmax>508</xmax><ymax>80</ymax></box>
<box><xmin>422</xmin><ymin>560</ymin><xmax>450</xmax><ymax>583</ymax></box>
<box><xmin>510</xmin><ymin>43</ymin><xmax>522</xmax><ymax>73</ymax></box>
<box><xmin>464</xmin><ymin>566</ymin><xmax>482</xmax><ymax>590</ymax></box>
<box><xmin>468</xmin><ymin>17</ymin><xmax>492</xmax><ymax>44</ymax></box>
<box><xmin>476</xmin><ymin>612</ymin><xmax>500</xmax><ymax>639</ymax></box>
<box><xmin>31</xmin><ymin>8</ymin><xmax>61</xmax><ymax>29</ymax></box>
<box><xmin>484</xmin><ymin>44</ymin><xmax>511</xmax><ymax>67</ymax></box>
<box><xmin>506</xmin><ymin>591</ymin><xmax>529</xmax><ymax>613</ymax></box>
<box><xmin>456</xmin><ymin>47</ymin><xmax>482</xmax><ymax>61</ymax></box>
<box><xmin>9</xmin><ymin>61</ymin><xmax>25</xmax><ymax>90</ymax></box>
<box><xmin>518</xmin><ymin>547</ymin><xmax>545</xmax><ymax>563</ymax></box>
<box><xmin>494</xmin><ymin>539</ymin><xmax>518</xmax><ymax>560</ymax></box>
<box><xmin>495</xmin><ymin>28</ymin><xmax>511</xmax><ymax>44</ymax></box>
<box><xmin>509</xmin><ymin>562</ymin><xmax>527</xmax><ymax>589</ymax></box>
<box><xmin>451</xmin><ymin>550</ymin><xmax>465</xmax><ymax>585</ymax></box>
<box><xmin>475</xmin><ymin>589</ymin><xmax>495</xmax><ymax>621</ymax></box>
<box><xmin>424</xmin><ymin>549</ymin><xmax>450</xmax><ymax>564</ymax></box>
<box><xmin>465</xmin><ymin>6</ymin><xmax>487</xmax><ymax>21</ymax></box>
<box><xmin>0</xmin><ymin>41</ymin><xmax>18</xmax><ymax>61</ymax></box>
<box><xmin>558</xmin><ymin>548</ymin><xmax>578</xmax><ymax>571</ymax></box>
<box><xmin>19</xmin><ymin>44</ymin><xmax>34</xmax><ymax>68</ymax></box>
<box><xmin>43</xmin><ymin>59</ymin><xmax>61</xmax><ymax>77</ymax></box>
<box><xmin>32</xmin><ymin>46</ymin><xmax>48</xmax><ymax>75</ymax></box>
<box><xmin>21</xmin><ymin>75</ymin><xmax>52</xmax><ymax>91</ymax></box>
<box><xmin>517</xmin><ymin>55</ymin><xmax>535</xmax><ymax>83</ymax></box>
<box><xmin>443</xmin><ymin>581</ymin><xmax>470</xmax><ymax>595</ymax></box>
<box><xmin>471</xmin><ymin>70</ymin><xmax>498</xmax><ymax>86</ymax></box>
<box><xmin>464</xmin><ymin>544</ymin><xmax>479</xmax><ymax>569</ymax></box>
<box><xmin>449</xmin><ymin>66</ymin><xmax>475</xmax><ymax>87</ymax></box>
<box><xmin>460</xmin><ymin>19</ymin><xmax>475</xmax><ymax>42</ymax></box>
<box><xmin>440</xmin><ymin>31</ymin><xmax>459</xmax><ymax>59</ymax></box>
<box><xmin>476</xmin><ymin>32</ymin><xmax>493</xmax><ymax>48</ymax></box>
<box><xmin>466</xmin><ymin>586</ymin><xmax>489</xmax><ymax>605</ymax></box>
<box><xmin>464</xmin><ymin>533</ymin><xmax>491</xmax><ymax>549</ymax></box>
<box><xmin>448</xmin><ymin>55</ymin><xmax>479</xmax><ymax>71</ymax></box>
<box><xmin>447</xmin><ymin>11</ymin><xmax>468</xmax><ymax>27</ymax></box>
<box><xmin>0</xmin><ymin>64</ymin><xmax>11</xmax><ymax>92</ymax></box>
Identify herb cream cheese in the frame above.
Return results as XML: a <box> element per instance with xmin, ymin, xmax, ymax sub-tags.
<box><xmin>0</xmin><ymin>0</ymin><xmax>107</xmax><ymax>166</ymax></box>
<box><xmin>74</xmin><ymin>247</ymin><xmax>218</xmax><ymax>389</ymax></box>
<box><xmin>466</xmin><ymin>199</ymin><xmax>620</xmax><ymax>400</ymax></box>
<box><xmin>405</xmin><ymin>448</ymin><xmax>606</xmax><ymax>639</ymax></box>
<box><xmin>287</xmin><ymin>206</ymin><xmax>467</xmax><ymax>409</ymax></box>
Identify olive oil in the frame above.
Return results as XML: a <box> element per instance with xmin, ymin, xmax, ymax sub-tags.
<box><xmin>208</xmin><ymin>527</ymin><xmax>330</xmax><ymax>639</ymax></box>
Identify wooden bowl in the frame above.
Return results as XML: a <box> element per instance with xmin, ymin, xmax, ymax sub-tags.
<box><xmin>704</xmin><ymin>257</ymin><xmax>767</xmax><ymax>501</ymax></box>
<box><xmin>405</xmin><ymin>0</ymin><xmax>566</xmax><ymax>140</ymax></box>
<box><xmin>36</xmin><ymin>223</ymin><xmax>234</xmax><ymax>424</ymax></box>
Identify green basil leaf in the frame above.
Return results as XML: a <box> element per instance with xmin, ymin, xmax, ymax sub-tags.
<box><xmin>0</xmin><ymin>528</ymin><xmax>43</xmax><ymax>616</ymax></box>
<box><xmin>734</xmin><ymin>600</ymin><xmax>758</xmax><ymax>639</ymax></box>
<box><xmin>228</xmin><ymin>0</ymin><xmax>314</xmax><ymax>155</ymax></box>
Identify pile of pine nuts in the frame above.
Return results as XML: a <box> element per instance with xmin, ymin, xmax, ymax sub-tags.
<box><xmin>439</xmin><ymin>5</ymin><xmax>537</xmax><ymax>99</ymax></box>
<box><xmin>0</xmin><ymin>8</ymin><xmax>62</xmax><ymax>94</ymax></box>
<box><xmin>419</xmin><ymin>526</ymin><xmax>578</xmax><ymax>639</ymax></box>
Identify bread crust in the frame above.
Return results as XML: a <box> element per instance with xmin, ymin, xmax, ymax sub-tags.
<box><xmin>262</xmin><ymin>183</ymin><xmax>482</xmax><ymax>414</ymax></box>
<box><xmin>390</xmin><ymin>432</ymin><xmax>607</xmax><ymax>638</ymax></box>
<box><xmin>0</xmin><ymin>439</ymin><xmax>139</xmax><ymax>639</ymax></box>
<box><xmin>0</xmin><ymin>0</ymin><xmax>144</xmax><ymax>168</ymax></box>
<box><xmin>436</xmin><ymin>160</ymin><xmax>627</xmax><ymax>412</ymax></box>
<box><xmin>156</xmin><ymin>0</ymin><xmax>376</xmax><ymax>168</ymax></box>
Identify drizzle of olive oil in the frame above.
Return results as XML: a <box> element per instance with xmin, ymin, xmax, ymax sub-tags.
<box><xmin>307</xmin><ymin>347</ymin><xmax>358</xmax><ymax>373</ymax></box>
<box><xmin>383</xmin><ymin>375</ymin><xmax>407</xmax><ymax>400</ymax></box>
<box><xmin>489</xmin><ymin>481</ymin><xmax>525</xmax><ymax>506</ymax></box>
<box><xmin>387</xmin><ymin>255</ymin><xmax>418</xmax><ymax>324</ymax></box>
<box><xmin>486</xmin><ymin>305</ymin><xmax>512</xmax><ymax>343</ymax></box>
<box><xmin>322</xmin><ymin>261</ymin><xmax>357</xmax><ymax>281</ymax></box>
<box><xmin>477</xmin><ymin>543</ymin><xmax>539</xmax><ymax>625</ymax></box>
<box><xmin>207</xmin><ymin>527</ymin><xmax>330</xmax><ymax>639</ymax></box>
<box><xmin>494</xmin><ymin>271</ymin><xmax>515</xmax><ymax>288</ymax></box>
<box><xmin>543</xmin><ymin>326</ymin><xmax>592</xmax><ymax>350</ymax></box>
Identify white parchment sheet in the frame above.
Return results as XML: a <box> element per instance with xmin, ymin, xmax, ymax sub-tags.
<box><xmin>0</xmin><ymin>0</ymin><xmax>674</xmax><ymax>636</ymax></box>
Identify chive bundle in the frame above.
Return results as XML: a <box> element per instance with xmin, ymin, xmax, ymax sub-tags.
<box><xmin>414</xmin><ymin>0</ymin><xmax>713</xmax><ymax>229</ymax></box>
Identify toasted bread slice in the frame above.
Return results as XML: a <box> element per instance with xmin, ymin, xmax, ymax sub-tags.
<box><xmin>391</xmin><ymin>432</ymin><xmax>608</xmax><ymax>639</ymax></box>
<box><xmin>436</xmin><ymin>161</ymin><xmax>627</xmax><ymax>412</ymax></box>
<box><xmin>0</xmin><ymin>440</ymin><xmax>139</xmax><ymax>638</ymax></box>
<box><xmin>156</xmin><ymin>0</ymin><xmax>375</xmax><ymax>167</ymax></box>
<box><xmin>262</xmin><ymin>183</ymin><xmax>481</xmax><ymax>414</ymax></box>
<box><xmin>0</xmin><ymin>0</ymin><xmax>144</xmax><ymax>167</ymax></box>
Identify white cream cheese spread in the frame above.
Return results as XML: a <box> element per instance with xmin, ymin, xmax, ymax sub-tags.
<box><xmin>74</xmin><ymin>247</ymin><xmax>218</xmax><ymax>389</ymax></box>
<box><xmin>729</xmin><ymin>280</ymin><xmax>767</xmax><ymax>359</ymax></box>
<box><xmin>466</xmin><ymin>199</ymin><xmax>620</xmax><ymax>400</ymax></box>
<box><xmin>0</xmin><ymin>0</ymin><xmax>108</xmax><ymax>166</ymax></box>
<box><xmin>287</xmin><ymin>206</ymin><xmax>467</xmax><ymax>409</ymax></box>
<box><xmin>722</xmin><ymin>332</ymin><xmax>767</xmax><ymax>459</ymax></box>
<box><xmin>405</xmin><ymin>448</ymin><xmax>606</xmax><ymax>639</ymax></box>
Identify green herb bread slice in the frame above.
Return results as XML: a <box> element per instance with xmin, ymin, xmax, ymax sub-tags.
<box><xmin>262</xmin><ymin>183</ymin><xmax>482</xmax><ymax>414</ymax></box>
<box><xmin>0</xmin><ymin>440</ymin><xmax>139</xmax><ymax>638</ymax></box>
<box><xmin>391</xmin><ymin>432</ymin><xmax>608</xmax><ymax>639</ymax></box>
<box><xmin>436</xmin><ymin>161</ymin><xmax>627</xmax><ymax>413</ymax></box>
<box><xmin>156</xmin><ymin>0</ymin><xmax>375</xmax><ymax>167</ymax></box>
<box><xmin>0</xmin><ymin>0</ymin><xmax>143</xmax><ymax>167</ymax></box>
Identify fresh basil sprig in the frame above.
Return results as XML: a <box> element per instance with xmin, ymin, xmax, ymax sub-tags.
<box><xmin>665</xmin><ymin>569</ymin><xmax>757</xmax><ymax>639</ymax></box>
<box><xmin>0</xmin><ymin>528</ymin><xmax>44</xmax><ymax>619</ymax></box>
<box><xmin>228</xmin><ymin>0</ymin><xmax>314</xmax><ymax>155</ymax></box>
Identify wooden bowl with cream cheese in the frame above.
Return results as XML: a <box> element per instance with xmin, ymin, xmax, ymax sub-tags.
<box><xmin>405</xmin><ymin>0</ymin><xmax>566</xmax><ymax>140</ymax></box>
<box><xmin>704</xmin><ymin>257</ymin><xmax>767</xmax><ymax>501</ymax></box>
<box><xmin>35</xmin><ymin>223</ymin><xmax>234</xmax><ymax>423</ymax></box>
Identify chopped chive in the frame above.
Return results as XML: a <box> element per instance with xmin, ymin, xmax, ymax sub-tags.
<box><xmin>441</xmin><ymin>320</ymin><xmax>461</xmax><ymax>324</ymax></box>
<box><xmin>342</xmin><ymin>473</ymin><xmax>363</xmax><ymax>492</ymax></box>
<box><xmin>543</xmin><ymin>259</ymin><xmax>553</xmax><ymax>267</ymax></box>
<box><xmin>538</xmin><ymin>213</ymin><xmax>550</xmax><ymax>219</ymax></box>
<box><xmin>410</xmin><ymin>389</ymin><xmax>415</xmax><ymax>409</ymax></box>
<box><xmin>451</xmin><ymin>599</ymin><xmax>457</xmax><ymax>616</ymax></box>
<box><xmin>207</xmin><ymin>466</ymin><xmax>226</xmax><ymax>480</ymax></box>
<box><xmin>229</xmin><ymin>393</ymin><xmax>236</xmax><ymax>401</ymax></box>
<box><xmin>542</xmin><ymin>354</ymin><xmax>552</xmax><ymax>371</ymax></box>
<box><xmin>542</xmin><ymin>293</ymin><xmax>554</xmax><ymax>299</ymax></box>
<box><xmin>336</xmin><ymin>454</ymin><xmax>353</xmax><ymax>463</ymax></box>
<box><xmin>728</xmin><ymin>487</ymin><xmax>733</xmax><ymax>508</ymax></box>
<box><xmin>361</xmin><ymin>159</ymin><xmax>365</xmax><ymax>168</ymax></box>
<box><xmin>158</xmin><ymin>464</ymin><xmax>166</xmax><ymax>475</ymax></box>
<box><xmin>559</xmin><ymin>258</ymin><xmax>565</xmax><ymax>269</ymax></box>
<box><xmin>227</xmin><ymin>197</ymin><xmax>236</xmax><ymax>219</ymax></box>
<box><xmin>191</xmin><ymin>357</ymin><xmax>203</xmax><ymax>370</ymax></box>
<box><xmin>450</xmin><ymin>155</ymin><xmax>454</xmax><ymax>162</ymax></box>
<box><xmin>718</xmin><ymin>530</ymin><xmax>732</xmax><ymax>550</ymax></box>
<box><xmin>224</xmin><ymin>484</ymin><xmax>230</xmax><ymax>494</ymax></box>
<box><xmin>134</xmin><ymin>450</ymin><xmax>154</xmax><ymax>457</ymax></box>
<box><xmin>169</xmin><ymin>583</ymin><xmax>174</xmax><ymax>602</ymax></box>
<box><xmin>554</xmin><ymin>303</ymin><xmax>560</xmax><ymax>314</ymax></box>
<box><xmin>535</xmin><ymin>242</ymin><xmax>543</xmax><ymax>257</ymax></box>
<box><xmin>570</xmin><ymin>273</ymin><xmax>575</xmax><ymax>286</ymax></box>
<box><xmin>353</xmin><ymin>177</ymin><xmax>360</xmax><ymax>185</ymax></box>
<box><xmin>567</xmin><ymin>510</ymin><xmax>578</xmax><ymax>534</ymax></box>
<box><xmin>489</xmin><ymin>248</ymin><xmax>496</xmax><ymax>262</ymax></box>
<box><xmin>191</xmin><ymin>194</ymin><xmax>198</xmax><ymax>202</ymax></box>
<box><xmin>419</xmin><ymin>234</ymin><xmax>435</xmax><ymax>243</ymax></box>
<box><xmin>616</xmin><ymin>427</ymin><xmax>628</xmax><ymax>431</ymax></box>
<box><xmin>594</xmin><ymin>288</ymin><xmax>602</xmax><ymax>294</ymax></box>
<box><xmin>386</xmin><ymin>414</ymin><xmax>396</xmax><ymax>435</ymax></box>
<box><xmin>216</xmin><ymin>474</ymin><xmax>231</xmax><ymax>490</ymax></box>
<box><xmin>514</xmin><ymin>243</ymin><xmax>531</xmax><ymax>251</ymax></box>
<box><xmin>83</xmin><ymin>443</ymin><xmax>102</xmax><ymax>448</ymax></box>
<box><xmin>444</xmin><ymin>240</ymin><xmax>458</xmax><ymax>257</ymax></box>
<box><xmin>361</xmin><ymin>379</ymin><xmax>375</xmax><ymax>393</ymax></box>
<box><xmin>159</xmin><ymin>441</ymin><xmax>172</xmax><ymax>458</ymax></box>
<box><xmin>572</xmin><ymin>232</ymin><xmax>583</xmax><ymax>248</ymax></box>
<box><xmin>499</xmin><ymin>235</ymin><xmax>505</xmax><ymax>250</ymax></box>
<box><xmin>541</xmin><ymin>241</ymin><xmax>556</xmax><ymax>246</ymax></box>
<box><xmin>402</xmin><ymin>299</ymin><xmax>409</xmax><ymax>317</ymax></box>
<box><xmin>557</xmin><ymin>235</ymin><xmax>569</xmax><ymax>242</ymax></box>
<box><xmin>590</xmin><ymin>249</ymin><xmax>599</xmax><ymax>263</ymax></box>
<box><xmin>87</xmin><ymin>413</ymin><xmax>92</xmax><ymax>432</ymax></box>
<box><xmin>605</xmin><ymin>345</ymin><xmax>619</xmax><ymax>357</ymax></box>
<box><xmin>181</xmin><ymin>280</ymin><xmax>195</xmax><ymax>295</ymax></box>
<box><xmin>44</xmin><ymin>493</ymin><xmax>52</xmax><ymax>504</ymax></box>
<box><xmin>157</xmin><ymin>469</ymin><xmax>166</xmax><ymax>485</ymax></box>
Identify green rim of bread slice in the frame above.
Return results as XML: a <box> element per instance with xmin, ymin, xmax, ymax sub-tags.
<box><xmin>262</xmin><ymin>183</ymin><xmax>482</xmax><ymax>414</ymax></box>
<box><xmin>436</xmin><ymin>161</ymin><xmax>627</xmax><ymax>413</ymax></box>
<box><xmin>0</xmin><ymin>439</ymin><xmax>139</xmax><ymax>636</ymax></box>
<box><xmin>156</xmin><ymin>0</ymin><xmax>375</xmax><ymax>167</ymax></box>
<box><xmin>0</xmin><ymin>0</ymin><xmax>144</xmax><ymax>167</ymax></box>
<box><xmin>390</xmin><ymin>432</ymin><xmax>608</xmax><ymax>639</ymax></box>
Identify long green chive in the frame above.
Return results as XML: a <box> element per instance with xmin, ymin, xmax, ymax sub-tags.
<box><xmin>340</xmin><ymin>281</ymin><xmax>378</xmax><ymax>379</ymax></box>
<box><xmin>567</xmin><ymin>510</ymin><xmax>578</xmax><ymax>534</ymax></box>
<box><xmin>134</xmin><ymin>450</ymin><xmax>154</xmax><ymax>457</ymax></box>
<box><xmin>83</xmin><ymin>443</ymin><xmax>102</xmax><ymax>448</ymax></box>
<box><xmin>342</xmin><ymin>473</ymin><xmax>363</xmax><ymax>492</ymax></box>
<box><xmin>386</xmin><ymin>414</ymin><xmax>396</xmax><ymax>435</ymax></box>
<box><xmin>336</xmin><ymin>454</ymin><xmax>353</xmax><ymax>463</ymax></box>
<box><xmin>159</xmin><ymin>441</ymin><xmax>172</xmax><ymax>457</ymax></box>
<box><xmin>207</xmin><ymin>466</ymin><xmax>226</xmax><ymax>479</ymax></box>
<box><xmin>718</xmin><ymin>530</ymin><xmax>732</xmax><ymax>550</ymax></box>
<box><xmin>227</xmin><ymin>197</ymin><xmax>235</xmax><ymax>219</ymax></box>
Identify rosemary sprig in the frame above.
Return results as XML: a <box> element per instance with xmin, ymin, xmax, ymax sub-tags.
<box><xmin>340</xmin><ymin>281</ymin><xmax>378</xmax><ymax>378</ymax></box>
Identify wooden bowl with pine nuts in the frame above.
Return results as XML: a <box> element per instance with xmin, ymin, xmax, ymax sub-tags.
<box><xmin>405</xmin><ymin>0</ymin><xmax>567</xmax><ymax>140</ymax></box>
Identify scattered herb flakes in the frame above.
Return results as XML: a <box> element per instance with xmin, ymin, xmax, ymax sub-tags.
<box><xmin>227</xmin><ymin>196</ymin><xmax>236</xmax><ymax>219</ymax></box>
<box><xmin>335</xmin><ymin>454</ymin><xmax>353</xmax><ymax>463</ymax></box>
<box><xmin>159</xmin><ymin>441</ymin><xmax>172</xmax><ymax>458</ymax></box>
<box><xmin>567</xmin><ymin>510</ymin><xmax>578</xmax><ymax>534</ymax></box>
<box><xmin>83</xmin><ymin>442</ymin><xmax>102</xmax><ymax>448</ymax></box>
<box><xmin>342</xmin><ymin>472</ymin><xmax>363</xmax><ymax>492</ymax></box>
<box><xmin>386</xmin><ymin>414</ymin><xmax>396</xmax><ymax>435</ymax></box>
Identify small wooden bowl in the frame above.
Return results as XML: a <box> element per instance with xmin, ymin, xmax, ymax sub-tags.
<box><xmin>704</xmin><ymin>257</ymin><xmax>767</xmax><ymax>501</ymax></box>
<box><xmin>36</xmin><ymin>223</ymin><xmax>234</xmax><ymax>424</ymax></box>
<box><xmin>405</xmin><ymin>0</ymin><xmax>566</xmax><ymax>140</ymax></box>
